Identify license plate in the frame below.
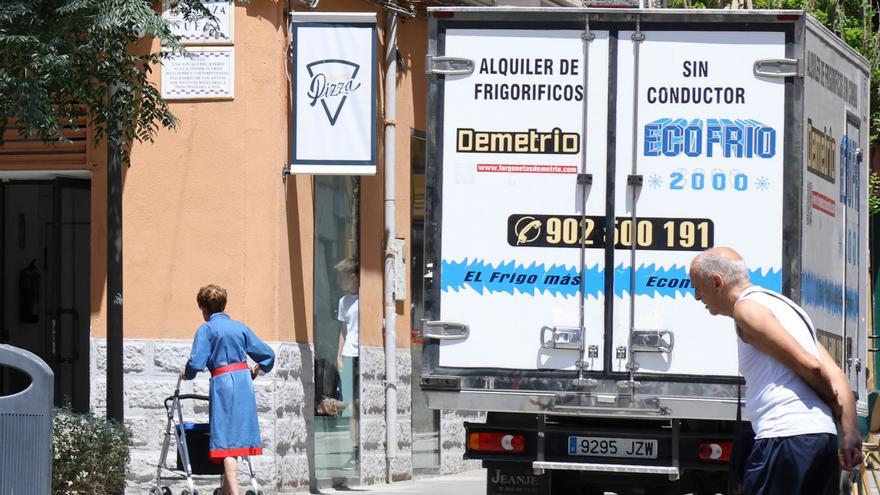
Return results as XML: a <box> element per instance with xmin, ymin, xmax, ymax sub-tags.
<box><xmin>568</xmin><ymin>436</ymin><xmax>658</xmax><ymax>459</ymax></box>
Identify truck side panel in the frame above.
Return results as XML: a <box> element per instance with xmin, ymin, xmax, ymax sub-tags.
<box><xmin>801</xmin><ymin>21</ymin><xmax>871</xmax><ymax>406</ymax></box>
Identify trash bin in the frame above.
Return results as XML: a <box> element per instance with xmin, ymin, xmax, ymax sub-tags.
<box><xmin>0</xmin><ymin>344</ymin><xmax>54</xmax><ymax>494</ymax></box>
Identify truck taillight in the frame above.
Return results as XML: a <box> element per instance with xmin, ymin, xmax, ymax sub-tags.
<box><xmin>468</xmin><ymin>432</ymin><xmax>526</xmax><ymax>453</ymax></box>
<box><xmin>698</xmin><ymin>441</ymin><xmax>732</xmax><ymax>462</ymax></box>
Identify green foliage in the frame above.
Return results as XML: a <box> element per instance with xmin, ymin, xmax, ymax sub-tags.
<box><xmin>52</xmin><ymin>407</ymin><xmax>131</xmax><ymax>494</ymax></box>
<box><xmin>663</xmin><ymin>0</ymin><xmax>880</xmax><ymax>144</ymax></box>
<box><xmin>0</xmin><ymin>0</ymin><xmax>220</xmax><ymax>160</ymax></box>
<box><xmin>870</xmin><ymin>171</ymin><xmax>880</xmax><ymax>214</ymax></box>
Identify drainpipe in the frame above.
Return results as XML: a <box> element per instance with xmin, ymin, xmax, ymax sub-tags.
<box><xmin>106</xmin><ymin>82</ymin><xmax>124</xmax><ymax>424</ymax></box>
<box><xmin>383</xmin><ymin>5</ymin><xmax>399</xmax><ymax>483</ymax></box>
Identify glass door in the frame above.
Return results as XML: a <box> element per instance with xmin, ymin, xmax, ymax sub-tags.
<box><xmin>51</xmin><ymin>179</ymin><xmax>90</xmax><ymax>411</ymax></box>
<box><xmin>410</xmin><ymin>130</ymin><xmax>440</xmax><ymax>473</ymax></box>
<box><xmin>313</xmin><ymin>176</ymin><xmax>360</xmax><ymax>486</ymax></box>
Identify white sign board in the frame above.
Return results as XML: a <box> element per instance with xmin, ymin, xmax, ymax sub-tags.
<box><xmin>161</xmin><ymin>47</ymin><xmax>235</xmax><ymax>100</ymax></box>
<box><xmin>163</xmin><ymin>0</ymin><xmax>234</xmax><ymax>44</ymax></box>
<box><xmin>290</xmin><ymin>13</ymin><xmax>377</xmax><ymax>175</ymax></box>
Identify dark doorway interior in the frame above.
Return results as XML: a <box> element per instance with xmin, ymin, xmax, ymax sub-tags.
<box><xmin>0</xmin><ymin>178</ymin><xmax>91</xmax><ymax>412</ymax></box>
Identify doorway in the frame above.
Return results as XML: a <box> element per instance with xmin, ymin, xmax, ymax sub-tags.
<box><xmin>0</xmin><ymin>177</ymin><xmax>91</xmax><ymax>412</ymax></box>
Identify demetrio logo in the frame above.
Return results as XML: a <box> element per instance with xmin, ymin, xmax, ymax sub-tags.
<box><xmin>306</xmin><ymin>59</ymin><xmax>362</xmax><ymax>126</ymax></box>
<box><xmin>457</xmin><ymin>128</ymin><xmax>580</xmax><ymax>154</ymax></box>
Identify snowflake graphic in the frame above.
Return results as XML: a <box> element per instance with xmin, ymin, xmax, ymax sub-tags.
<box><xmin>756</xmin><ymin>176</ymin><xmax>770</xmax><ymax>191</ymax></box>
<box><xmin>647</xmin><ymin>174</ymin><xmax>663</xmax><ymax>189</ymax></box>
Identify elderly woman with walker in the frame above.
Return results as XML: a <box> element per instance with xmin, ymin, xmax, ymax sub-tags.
<box><xmin>180</xmin><ymin>284</ymin><xmax>275</xmax><ymax>495</ymax></box>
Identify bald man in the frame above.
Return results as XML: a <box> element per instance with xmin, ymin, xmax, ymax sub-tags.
<box><xmin>688</xmin><ymin>247</ymin><xmax>861</xmax><ymax>495</ymax></box>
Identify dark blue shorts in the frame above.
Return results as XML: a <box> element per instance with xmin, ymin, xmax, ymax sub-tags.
<box><xmin>742</xmin><ymin>433</ymin><xmax>839</xmax><ymax>495</ymax></box>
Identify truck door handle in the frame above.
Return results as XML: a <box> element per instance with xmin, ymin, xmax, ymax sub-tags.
<box><xmin>754</xmin><ymin>58</ymin><xmax>800</xmax><ymax>78</ymax></box>
<box><xmin>631</xmin><ymin>329</ymin><xmax>674</xmax><ymax>353</ymax></box>
<box><xmin>540</xmin><ymin>326</ymin><xmax>584</xmax><ymax>350</ymax></box>
<box><xmin>422</xmin><ymin>321</ymin><xmax>469</xmax><ymax>340</ymax></box>
<box><xmin>425</xmin><ymin>56</ymin><xmax>475</xmax><ymax>76</ymax></box>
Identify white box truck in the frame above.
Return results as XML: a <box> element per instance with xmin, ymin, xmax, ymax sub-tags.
<box><xmin>420</xmin><ymin>7</ymin><xmax>872</xmax><ymax>495</ymax></box>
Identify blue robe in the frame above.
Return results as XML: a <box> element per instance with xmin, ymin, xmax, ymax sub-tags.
<box><xmin>184</xmin><ymin>313</ymin><xmax>275</xmax><ymax>459</ymax></box>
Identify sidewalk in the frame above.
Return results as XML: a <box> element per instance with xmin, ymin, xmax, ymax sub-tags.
<box><xmin>317</xmin><ymin>469</ymin><xmax>486</xmax><ymax>495</ymax></box>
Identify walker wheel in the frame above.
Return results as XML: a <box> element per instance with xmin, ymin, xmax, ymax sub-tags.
<box><xmin>181</xmin><ymin>490</ymin><xmax>200</xmax><ymax>495</ymax></box>
<box><xmin>213</xmin><ymin>490</ymin><xmax>221</xmax><ymax>495</ymax></box>
<box><xmin>148</xmin><ymin>488</ymin><xmax>162</xmax><ymax>495</ymax></box>
<box><xmin>244</xmin><ymin>491</ymin><xmax>263</xmax><ymax>495</ymax></box>
<box><xmin>162</xmin><ymin>488</ymin><xmax>172</xmax><ymax>495</ymax></box>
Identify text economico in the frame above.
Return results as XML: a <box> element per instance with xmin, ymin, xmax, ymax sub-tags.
<box><xmin>457</xmin><ymin>128</ymin><xmax>580</xmax><ymax>154</ymax></box>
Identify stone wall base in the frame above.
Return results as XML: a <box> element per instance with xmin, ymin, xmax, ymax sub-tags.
<box><xmin>91</xmin><ymin>339</ymin><xmax>477</xmax><ymax>493</ymax></box>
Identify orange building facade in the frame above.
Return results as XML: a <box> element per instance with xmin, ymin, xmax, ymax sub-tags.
<box><xmin>0</xmin><ymin>0</ymin><xmax>482</xmax><ymax>492</ymax></box>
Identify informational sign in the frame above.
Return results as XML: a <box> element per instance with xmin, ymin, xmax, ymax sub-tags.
<box><xmin>290</xmin><ymin>13</ymin><xmax>377</xmax><ymax>175</ymax></box>
<box><xmin>163</xmin><ymin>0</ymin><xmax>234</xmax><ymax>44</ymax></box>
<box><xmin>161</xmin><ymin>47</ymin><xmax>235</xmax><ymax>100</ymax></box>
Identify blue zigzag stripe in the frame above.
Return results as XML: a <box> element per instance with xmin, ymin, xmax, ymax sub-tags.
<box><xmin>441</xmin><ymin>258</ymin><xmax>598</xmax><ymax>297</ymax></box>
<box><xmin>441</xmin><ymin>259</ymin><xmax>782</xmax><ymax>298</ymax></box>
<box><xmin>801</xmin><ymin>272</ymin><xmax>859</xmax><ymax>318</ymax></box>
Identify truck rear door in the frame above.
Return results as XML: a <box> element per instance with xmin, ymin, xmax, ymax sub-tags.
<box><xmin>429</xmin><ymin>15</ymin><xmax>789</xmax><ymax>381</ymax></box>
<box><xmin>611</xmin><ymin>29</ymin><xmax>787</xmax><ymax>376</ymax></box>
<box><xmin>433</xmin><ymin>25</ymin><xmax>611</xmax><ymax>372</ymax></box>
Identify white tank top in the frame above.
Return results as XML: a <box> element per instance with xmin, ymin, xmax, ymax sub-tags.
<box><xmin>736</xmin><ymin>286</ymin><xmax>836</xmax><ymax>439</ymax></box>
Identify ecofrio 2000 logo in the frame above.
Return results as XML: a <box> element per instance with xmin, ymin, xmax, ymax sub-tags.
<box><xmin>306</xmin><ymin>59</ymin><xmax>363</xmax><ymax>126</ymax></box>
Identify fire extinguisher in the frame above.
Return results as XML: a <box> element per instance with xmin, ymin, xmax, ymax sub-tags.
<box><xmin>19</xmin><ymin>259</ymin><xmax>40</xmax><ymax>324</ymax></box>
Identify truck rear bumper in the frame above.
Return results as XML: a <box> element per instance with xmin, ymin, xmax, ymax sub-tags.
<box><xmin>428</xmin><ymin>389</ymin><xmax>742</xmax><ymax>421</ymax></box>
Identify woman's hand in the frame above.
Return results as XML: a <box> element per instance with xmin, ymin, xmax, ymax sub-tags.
<box><xmin>179</xmin><ymin>368</ymin><xmax>186</xmax><ymax>380</ymax></box>
<box><xmin>251</xmin><ymin>364</ymin><xmax>261</xmax><ymax>380</ymax></box>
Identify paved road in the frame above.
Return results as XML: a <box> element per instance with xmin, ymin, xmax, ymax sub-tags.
<box><xmin>317</xmin><ymin>468</ymin><xmax>880</xmax><ymax>495</ymax></box>
<box><xmin>318</xmin><ymin>469</ymin><xmax>486</xmax><ymax>495</ymax></box>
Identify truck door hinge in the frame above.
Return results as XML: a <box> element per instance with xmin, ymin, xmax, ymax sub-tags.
<box><xmin>627</xmin><ymin>174</ymin><xmax>643</xmax><ymax>187</ymax></box>
<box><xmin>754</xmin><ymin>58</ymin><xmax>801</xmax><ymax>78</ymax></box>
<box><xmin>420</xmin><ymin>375</ymin><xmax>461</xmax><ymax>391</ymax></box>
<box><xmin>425</xmin><ymin>56</ymin><xmax>474</xmax><ymax>76</ymax></box>
<box><xmin>577</xmin><ymin>173</ymin><xmax>593</xmax><ymax>185</ymax></box>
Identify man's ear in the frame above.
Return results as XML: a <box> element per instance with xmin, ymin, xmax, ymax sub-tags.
<box><xmin>712</xmin><ymin>274</ymin><xmax>724</xmax><ymax>290</ymax></box>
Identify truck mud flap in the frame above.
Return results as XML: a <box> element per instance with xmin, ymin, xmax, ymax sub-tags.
<box><xmin>486</xmin><ymin>463</ymin><xmax>550</xmax><ymax>495</ymax></box>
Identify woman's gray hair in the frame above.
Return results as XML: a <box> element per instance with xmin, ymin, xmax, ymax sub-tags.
<box><xmin>693</xmin><ymin>251</ymin><xmax>750</xmax><ymax>286</ymax></box>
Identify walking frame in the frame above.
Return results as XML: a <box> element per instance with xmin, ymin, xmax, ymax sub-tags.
<box><xmin>149</xmin><ymin>376</ymin><xmax>263</xmax><ymax>495</ymax></box>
